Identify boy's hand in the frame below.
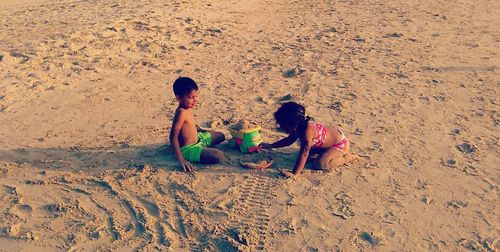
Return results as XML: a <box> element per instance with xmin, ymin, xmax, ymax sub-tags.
<box><xmin>280</xmin><ymin>169</ymin><xmax>295</xmax><ymax>179</ymax></box>
<box><xmin>180</xmin><ymin>159</ymin><xmax>195</xmax><ymax>172</ymax></box>
<box><xmin>260</xmin><ymin>143</ymin><xmax>273</xmax><ymax>149</ymax></box>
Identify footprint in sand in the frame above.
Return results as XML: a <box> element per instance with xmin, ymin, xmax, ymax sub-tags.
<box><xmin>11</xmin><ymin>204</ymin><xmax>33</xmax><ymax>219</ymax></box>
<box><xmin>447</xmin><ymin>200</ymin><xmax>468</xmax><ymax>209</ymax></box>
<box><xmin>380</xmin><ymin>211</ymin><xmax>399</xmax><ymax>224</ymax></box>
<box><xmin>456</xmin><ymin>142</ymin><xmax>477</xmax><ymax>154</ymax></box>
<box><xmin>461</xmin><ymin>165</ymin><xmax>479</xmax><ymax>176</ymax></box>
<box><xmin>359</xmin><ymin>231</ymin><xmax>382</xmax><ymax>246</ymax></box>
<box><xmin>330</xmin><ymin>191</ymin><xmax>355</xmax><ymax>219</ymax></box>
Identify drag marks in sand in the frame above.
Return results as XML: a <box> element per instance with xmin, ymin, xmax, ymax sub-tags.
<box><xmin>0</xmin><ymin>162</ymin><xmax>285</xmax><ymax>251</ymax></box>
<box><xmin>0</xmin><ymin>163</ymin><xmax>217</xmax><ymax>250</ymax></box>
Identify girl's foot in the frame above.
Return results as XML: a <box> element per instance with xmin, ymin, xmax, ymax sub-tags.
<box><xmin>327</xmin><ymin>153</ymin><xmax>359</xmax><ymax>170</ymax></box>
<box><xmin>344</xmin><ymin>153</ymin><xmax>359</xmax><ymax>163</ymax></box>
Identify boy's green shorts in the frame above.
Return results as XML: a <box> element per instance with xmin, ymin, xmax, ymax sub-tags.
<box><xmin>180</xmin><ymin>132</ymin><xmax>212</xmax><ymax>163</ymax></box>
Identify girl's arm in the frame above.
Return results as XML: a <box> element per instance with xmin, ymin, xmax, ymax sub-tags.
<box><xmin>291</xmin><ymin>139</ymin><xmax>311</xmax><ymax>175</ymax></box>
<box><xmin>291</xmin><ymin>125</ymin><xmax>315</xmax><ymax>175</ymax></box>
<box><xmin>262</xmin><ymin>134</ymin><xmax>298</xmax><ymax>149</ymax></box>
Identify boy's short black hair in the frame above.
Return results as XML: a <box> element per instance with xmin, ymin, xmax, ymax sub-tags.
<box><xmin>173</xmin><ymin>77</ymin><xmax>199</xmax><ymax>96</ymax></box>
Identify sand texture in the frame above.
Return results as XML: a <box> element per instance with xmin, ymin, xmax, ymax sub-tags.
<box><xmin>0</xmin><ymin>0</ymin><xmax>499</xmax><ymax>251</ymax></box>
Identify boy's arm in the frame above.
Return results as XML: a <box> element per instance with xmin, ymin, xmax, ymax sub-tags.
<box><xmin>262</xmin><ymin>134</ymin><xmax>298</xmax><ymax>149</ymax></box>
<box><xmin>196</xmin><ymin>124</ymin><xmax>207</xmax><ymax>132</ymax></box>
<box><xmin>169</xmin><ymin>109</ymin><xmax>194</xmax><ymax>172</ymax></box>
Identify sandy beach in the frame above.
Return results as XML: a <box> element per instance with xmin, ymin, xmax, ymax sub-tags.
<box><xmin>0</xmin><ymin>0</ymin><xmax>499</xmax><ymax>251</ymax></box>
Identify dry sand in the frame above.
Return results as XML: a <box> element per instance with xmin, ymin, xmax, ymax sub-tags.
<box><xmin>0</xmin><ymin>0</ymin><xmax>499</xmax><ymax>251</ymax></box>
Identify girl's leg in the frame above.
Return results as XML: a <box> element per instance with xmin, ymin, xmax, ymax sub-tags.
<box><xmin>209</xmin><ymin>131</ymin><xmax>225</xmax><ymax>146</ymax></box>
<box><xmin>200</xmin><ymin>147</ymin><xmax>225</xmax><ymax>164</ymax></box>
<box><xmin>317</xmin><ymin>142</ymin><xmax>357</xmax><ymax>171</ymax></box>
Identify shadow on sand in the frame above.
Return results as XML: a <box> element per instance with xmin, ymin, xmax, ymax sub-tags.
<box><xmin>0</xmin><ymin>143</ymin><xmax>178</xmax><ymax>173</ymax></box>
<box><xmin>0</xmin><ymin>142</ymin><xmax>298</xmax><ymax>176</ymax></box>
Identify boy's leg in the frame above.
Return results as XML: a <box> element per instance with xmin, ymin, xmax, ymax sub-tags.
<box><xmin>200</xmin><ymin>147</ymin><xmax>225</xmax><ymax>164</ymax></box>
<box><xmin>209</xmin><ymin>131</ymin><xmax>225</xmax><ymax>146</ymax></box>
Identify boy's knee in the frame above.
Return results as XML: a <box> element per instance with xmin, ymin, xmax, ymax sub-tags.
<box><xmin>212</xmin><ymin>150</ymin><xmax>225</xmax><ymax>163</ymax></box>
<box><xmin>211</xmin><ymin>132</ymin><xmax>225</xmax><ymax>145</ymax></box>
<box><xmin>218</xmin><ymin>133</ymin><xmax>226</xmax><ymax>142</ymax></box>
<box><xmin>201</xmin><ymin>149</ymin><xmax>224</xmax><ymax>164</ymax></box>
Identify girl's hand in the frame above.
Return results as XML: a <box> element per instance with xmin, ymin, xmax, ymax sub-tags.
<box><xmin>180</xmin><ymin>159</ymin><xmax>195</xmax><ymax>172</ymax></box>
<box><xmin>280</xmin><ymin>169</ymin><xmax>295</xmax><ymax>179</ymax></box>
<box><xmin>260</xmin><ymin>143</ymin><xmax>273</xmax><ymax>149</ymax></box>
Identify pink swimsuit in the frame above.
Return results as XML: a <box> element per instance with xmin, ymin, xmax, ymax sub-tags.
<box><xmin>311</xmin><ymin>123</ymin><xmax>327</xmax><ymax>148</ymax></box>
<box><xmin>311</xmin><ymin>123</ymin><xmax>349</xmax><ymax>153</ymax></box>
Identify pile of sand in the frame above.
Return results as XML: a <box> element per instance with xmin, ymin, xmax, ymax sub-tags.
<box><xmin>228</xmin><ymin>120</ymin><xmax>259</xmax><ymax>132</ymax></box>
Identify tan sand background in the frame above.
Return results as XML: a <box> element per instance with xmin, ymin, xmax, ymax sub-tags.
<box><xmin>0</xmin><ymin>0</ymin><xmax>499</xmax><ymax>251</ymax></box>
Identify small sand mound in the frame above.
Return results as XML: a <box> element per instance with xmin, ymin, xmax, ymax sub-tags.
<box><xmin>229</xmin><ymin>120</ymin><xmax>258</xmax><ymax>131</ymax></box>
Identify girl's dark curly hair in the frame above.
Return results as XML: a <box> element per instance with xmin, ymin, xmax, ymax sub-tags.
<box><xmin>274</xmin><ymin>102</ymin><xmax>311</xmax><ymax>133</ymax></box>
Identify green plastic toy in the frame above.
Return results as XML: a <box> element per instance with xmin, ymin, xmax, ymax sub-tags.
<box><xmin>229</xmin><ymin>126</ymin><xmax>263</xmax><ymax>153</ymax></box>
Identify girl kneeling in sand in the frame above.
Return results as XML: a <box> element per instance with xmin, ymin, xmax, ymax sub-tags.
<box><xmin>261</xmin><ymin>102</ymin><xmax>357</xmax><ymax>178</ymax></box>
